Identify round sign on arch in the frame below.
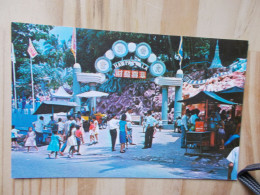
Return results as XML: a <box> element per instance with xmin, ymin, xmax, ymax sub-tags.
<box><xmin>95</xmin><ymin>40</ymin><xmax>166</xmax><ymax>77</ymax></box>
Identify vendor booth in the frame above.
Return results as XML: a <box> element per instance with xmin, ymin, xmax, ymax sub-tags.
<box><xmin>178</xmin><ymin>91</ymin><xmax>237</xmax><ymax>153</ymax></box>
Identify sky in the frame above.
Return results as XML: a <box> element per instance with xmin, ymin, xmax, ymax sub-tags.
<box><xmin>36</xmin><ymin>26</ymin><xmax>73</xmax><ymax>50</ymax></box>
<box><xmin>49</xmin><ymin>26</ymin><xmax>74</xmax><ymax>43</ymax></box>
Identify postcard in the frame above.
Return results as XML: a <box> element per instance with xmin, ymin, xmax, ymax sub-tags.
<box><xmin>11</xmin><ymin>22</ymin><xmax>248</xmax><ymax>180</ymax></box>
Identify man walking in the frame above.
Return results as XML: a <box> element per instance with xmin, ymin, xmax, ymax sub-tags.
<box><xmin>33</xmin><ymin>116</ymin><xmax>45</xmax><ymax>146</ymax></box>
<box><xmin>125</xmin><ymin>107</ymin><xmax>136</xmax><ymax>145</ymax></box>
<box><xmin>181</xmin><ymin>109</ymin><xmax>189</xmax><ymax>148</ymax></box>
<box><xmin>142</xmin><ymin>110</ymin><xmax>157</xmax><ymax>149</ymax></box>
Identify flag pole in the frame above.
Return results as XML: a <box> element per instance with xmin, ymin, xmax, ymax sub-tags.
<box><xmin>30</xmin><ymin>57</ymin><xmax>35</xmax><ymax>111</ymax></box>
<box><xmin>75</xmin><ymin>28</ymin><xmax>77</xmax><ymax>64</ymax></box>
<box><xmin>12</xmin><ymin>58</ymin><xmax>17</xmax><ymax>109</ymax></box>
<box><xmin>12</xmin><ymin>43</ymin><xmax>17</xmax><ymax>109</ymax></box>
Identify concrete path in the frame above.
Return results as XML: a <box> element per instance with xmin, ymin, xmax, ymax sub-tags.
<box><xmin>11</xmin><ymin>125</ymin><xmax>229</xmax><ymax>179</ymax></box>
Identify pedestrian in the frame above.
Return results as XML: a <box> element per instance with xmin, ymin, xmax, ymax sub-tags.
<box><xmin>57</xmin><ymin>118</ymin><xmax>64</xmax><ymax>134</ymax></box>
<box><xmin>157</xmin><ymin>117</ymin><xmax>163</xmax><ymax>132</ymax></box>
<box><xmin>59</xmin><ymin>117</ymin><xmax>70</xmax><ymax>156</ymax></box>
<box><xmin>75</xmin><ymin>125</ymin><xmax>84</xmax><ymax>155</ymax></box>
<box><xmin>33</xmin><ymin>116</ymin><xmax>45</xmax><ymax>146</ymax></box>
<box><xmin>48</xmin><ymin>116</ymin><xmax>57</xmax><ymax>131</ymax></box>
<box><xmin>227</xmin><ymin>146</ymin><xmax>239</xmax><ymax>180</ymax></box>
<box><xmin>108</xmin><ymin>114</ymin><xmax>119</xmax><ymax>151</ymax></box>
<box><xmin>64</xmin><ymin>116</ymin><xmax>71</xmax><ymax>135</ymax></box>
<box><xmin>119</xmin><ymin>114</ymin><xmax>127</xmax><ymax>153</ymax></box>
<box><xmin>181</xmin><ymin>109</ymin><xmax>189</xmax><ymax>148</ymax></box>
<box><xmin>76</xmin><ymin>116</ymin><xmax>85</xmax><ymax>143</ymax></box>
<box><xmin>88</xmin><ymin>120</ymin><xmax>95</xmax><ymax>146</ymax></box>
<box><xmin>142</xmin><ymin>113</ymin><xmax>147</xmax><ymax>133</ymax></box>
<box><xmin>47</xmin><ymin>130</ymin><xmax>62</xmax><ymax>159</ymax></box>
<box><xmin>175</xmin><ymin>116</ymin><xmax>182</xmax><ymax>133</ymax></box>
<box><xmin>125</xmin><ymin>107</ymin><xmax>136</xmax><ymax>145</ymax></box>
<box><xmin>142</xmin><ymin>110</ymin><xmax>157</xmax><ymax>149</ymax></box>
<box><xmin>218</xmin><ymin>120</ymin><xmax>226</xmax><ymax>150</ymax></box>
<box><xmin>24</xmin><ymin>127</ymin><xmax>38</xmax><ymax>152</ymax></box>
<box><xmin>67</xmin><ymin>123</ymin><xmax>77</xmax><ymax>158</ymax></box>
<box><xmin>11</xmin><ymin>125</ymin><xmax>20</xmax><ymax>150</ymax></box>
<box><xmin>93</xmin><ymin>116</ymin><xmax>99</xmax><ymax>144</ymax></box>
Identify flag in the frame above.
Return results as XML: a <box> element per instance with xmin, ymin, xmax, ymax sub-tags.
<box><xmin>178</xmin><ymin>36</ymin><xmax>183</xmax><ymax>66</ymax></box>
<box><xmin>27</xmin><ymin>38</ymin><xmax>38</xmax><ymax>58</ymax></box>
<box><xmin>71</xmin><ymin>28</ymin><xmax>77</xmax><ymax>60</ymax></box>
<box><xmin>11</xmin><ymin>43</ymin><xmax>16</xmax><ymax>63</ymax></box>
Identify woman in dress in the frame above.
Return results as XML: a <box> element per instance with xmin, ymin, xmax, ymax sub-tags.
<box><xmin>47</xmin><ymin>130</ymin><xmax>62</xmax><ymax>158</ymax></box>
<box><xmin>24</xmin><ymin>127</ymin><xmax>38</xmax><ymax>152</ymax></box>
<box><xmin>66</xmin><ymin>123</ymin><xmax>77</xmax><ymax>158</ymax></box>
<box><xmin>88</xmin><ymin>120</ymin><xmax>95</xmax><ymax>146</ymax></box>
<box><xmin>119</xmin><ymin>114</ymin><xmax>127</xmax><ymax>153</ymax></box>
<box><xmin>93</xmin><ymin>116</ymin><xmax>99</xmax><ymax>144</ymax></box>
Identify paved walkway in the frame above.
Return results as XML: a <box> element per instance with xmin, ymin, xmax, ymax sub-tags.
<box><xmin>11</xmin><ymin>126</ymin><xmax>229</xmax><ymax>179</ymax></box>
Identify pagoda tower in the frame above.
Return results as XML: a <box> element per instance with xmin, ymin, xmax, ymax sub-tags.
<box><xmin>209</xmin><ymin>40</ymin><xmax>224</xmax><ymax>69</ymax></box>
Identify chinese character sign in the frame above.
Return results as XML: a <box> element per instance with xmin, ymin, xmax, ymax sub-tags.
<box><xmin>123</xmin><ymin>70</ymin><xmax>131</xmax><ymax>78</ymax></box>
<box><xmin>114</xmin><ymin>69</ymin><xmax>123</xmax><ymax>77</ymax></box>
<box><xmin>114</xmin><ymin>69</ymin><xmax>146</xmax><ymax>79</ymax></box>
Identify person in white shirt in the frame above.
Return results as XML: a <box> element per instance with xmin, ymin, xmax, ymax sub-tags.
<box><xmin>142</xmin><ymin>110</ymin><xmax>158</xmax><ymax>149</ymax></box>
<box><xmin>227</xmin><ymin>146</ymin><xmax>239</xmax><ymax>180</ymax></box>
<box><xmin>57</xmin><ymin>118</ymin><xmax>65</xmax><ymax>134</ymax></box>
<box><xmin>11</xmin><ymin>125</ymin><xmax>20</xmax><ymax>149</ymax></box>
<box><xmin>108</xmin><ymin>114</ymin><xmax>119</xmax><ymax>151</ymax></box>
<box><xmin>125</xmin><ymin>107</ymin><xmax>136</xmax><ymax>145</ymax></box>
<box><xmin>33</xmin><ymin>116</ymin><xmax>45</xmax><ymax>146</ymax></box>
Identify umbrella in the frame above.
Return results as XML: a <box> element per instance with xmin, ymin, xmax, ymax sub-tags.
<box><xmin>33</xmin><ymin>101</ymin><xmax>78</xmax><ymax>115</ymax></box>
<box><xmin>77</xmin><ymin>91</ymin><xmax>109</xmax><ymax>98</ymax></box>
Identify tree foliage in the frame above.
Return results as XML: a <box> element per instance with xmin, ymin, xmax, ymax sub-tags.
<box><xmin>12</xmin><ymin>23</ymin><xmax>248</xmax><ymax>98</ymax></box>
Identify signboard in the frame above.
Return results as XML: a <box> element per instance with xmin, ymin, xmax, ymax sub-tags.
<box><xmin>112</xmin><ymin>40</ymin><xmax>128</xmax><ymax>58</ymax></box>
<box><xmin>113</xmin><ymin>60</ymin><xmax>149</xmax><ymax>71</ymax></box>
<box><xmin>95</xmin><ymin>57</ymin><xmax>112</xmax><ymax>73</ymax></box>
<box><xmin>135</xmin><ymin>42</ymin><xmax>151</xmax><ymax>59</ymax></box>
<box><xmin>149</xmin><ymin>61</ymin><xmax>166</xmax><ymax>76</ymax></box>
<box><xmin>114</xmin><ymin>69</ymin><xmax>146</xmax><ymax>79</ymax></box>
<box><xmin>95</xmin><ymin>40</ymin><xmax>166</xmax><ymax>77</ymax></box>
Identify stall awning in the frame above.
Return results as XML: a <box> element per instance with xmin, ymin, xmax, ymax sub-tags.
<box><xmin>218</xmin><ymin>86</ymin><xmax>244</xmax><ymax>94</ymax></box>
<box><xmin>216</xmin><ymin>86</ymin><xmax>244</xmax><ymax>104</ymax></box>
<box><xmin>33</xmin><ymin>101</ymin><xmax>78</xmax><ymax>115</ymax></box>
<box><xmin>178</xmin><ymin>91</ymin><xmax>237</xmax><ymax>105</ymax></box>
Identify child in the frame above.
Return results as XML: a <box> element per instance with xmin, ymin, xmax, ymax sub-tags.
<box><xmin>75</xmin><ymin>125</ymin><xmax>84</xmax><ymax>155</ymax></box>
<box><xmin>175</xmin><ymin>116</ymin><xmax>182</xmax><ymax>133</ymax></box>
<box><xmin>47</xmin><ymin>130</ymin><xmax>62</xmax><ymax>159</ymax></box>
<box><xmin>67</xmin><ymin>124</ymin><xmax>77</xmax><ymax>158</ymax></box>
<box><xmin>24</xmin><ymin>127</ymin><xmax>38</xmax><ymax>152</ymax></box>
<box><xmin>93</xmin><ymin>116</ymin><xmax>99</xmax><ymax>144</ymax></box>
<box><xmin>119</xmin><ymin>114</ymin><xmax>127</xmax><ymax>153</ymax></box>
<box><xmin>11</xmin><ymin>125</ymin><xmax>20</xmax><ymax>150</ymax></box>
<box><xmin>88</xmin><ymin>120</ymin><xmax>95</xmax><ymax>146</ymax></box>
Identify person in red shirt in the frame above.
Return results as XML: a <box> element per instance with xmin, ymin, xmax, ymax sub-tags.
<box><xmin>75</xmin><ymin>125</ymin><xmax>84</xmax><ymax>155</ymax></box>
